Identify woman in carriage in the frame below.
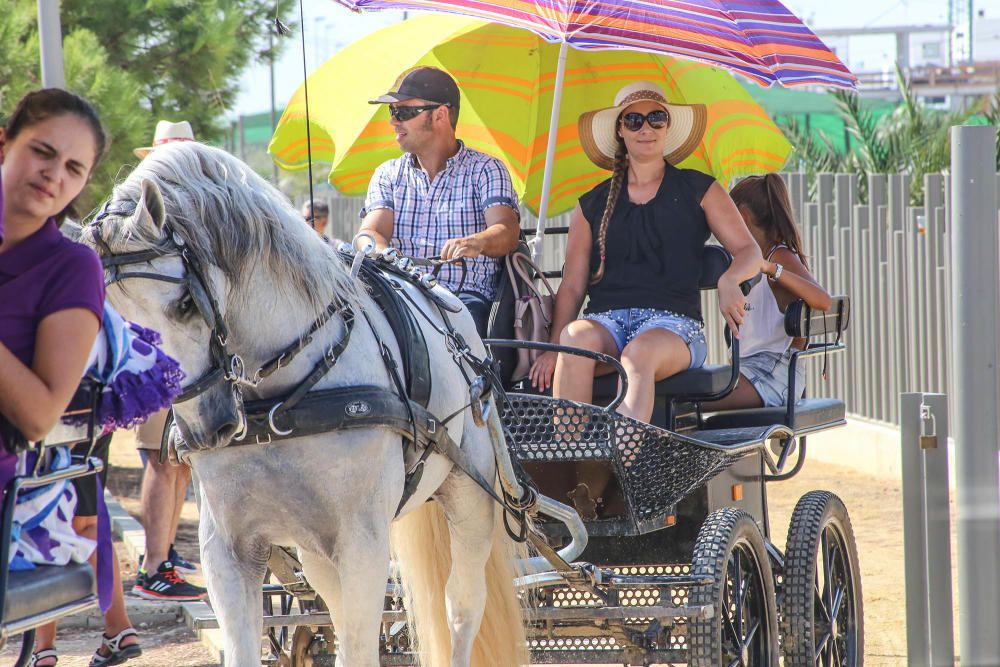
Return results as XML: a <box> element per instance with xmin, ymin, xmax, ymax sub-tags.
<box><xmin>525</xmin><ymin>81</ymin><xmax>761</xmax><ymax>514</ymax></box>
<box><xmin>529</xmin><ymin>81</ymin><xmax>761</xmax><ymax>424</ymax></box>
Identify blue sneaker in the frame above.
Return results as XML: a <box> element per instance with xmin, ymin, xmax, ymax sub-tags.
<box><xmin>138</xmin><ymin>544</ymin><xmax>197</xmax><ymax>575</ymax></box>
<box><xmin>168</xmin><ymin>544</ymin><xmax>198</xmax><ymax>574</ymax></box>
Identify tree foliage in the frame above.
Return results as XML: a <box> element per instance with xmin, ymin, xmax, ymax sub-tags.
<box><xmin>0</xmin><ymin>0</ymin><xmax>293</xmax><ymax>214</ymax></box>
<box><xmin>780</xmin><ymin>63</ymin><xmax>998</xmax><ymax>204</ymax></box>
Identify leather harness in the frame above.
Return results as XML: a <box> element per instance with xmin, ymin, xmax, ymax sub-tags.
<box><xmin>89</xmin><ymin>206</ymin><xmax>511</xmax><ymax>515</ymax></box>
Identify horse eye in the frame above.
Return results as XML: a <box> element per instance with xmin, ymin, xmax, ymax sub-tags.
<box><xmin>174</xmin><ymin>294</ymin><xmax>196</xmax><ymax>318</ymax></box>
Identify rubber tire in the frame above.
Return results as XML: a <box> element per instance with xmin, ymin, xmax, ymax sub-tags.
<box><xmin>689</xmin><ymin>507</ymin><xmax>779</xmax><ymax>667</ymax></box>
<box><xmin>781</xmin><ymin>491</ymin><xmax>864</xmax><ymax>666</ymax></box>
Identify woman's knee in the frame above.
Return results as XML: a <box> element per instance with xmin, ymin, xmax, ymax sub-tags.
<box><xmin>560</xmin><ymin>320</ymin><xmax>613</xmax><ymax>353</ymax></box>
<box><xmin>621</xmin><ymin>332</ymin><xmax>689</xmax><ymax>375</ymax></box>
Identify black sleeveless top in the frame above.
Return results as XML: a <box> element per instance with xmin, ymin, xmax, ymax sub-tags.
<box><xmin>579</xmin><ymin>163</ymin><xmax>715</xmax><ymax>322</ymax></box>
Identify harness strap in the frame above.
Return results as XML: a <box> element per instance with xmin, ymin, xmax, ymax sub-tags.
<box><xmin>270</xmin><ymin>306</ymin><xmax>356</xmax><ymax>423</ymax></box>
<box><xmin>238</xmin><ymin>384</ymin><xmax>511</xmax><ymax>515</ymax></box>
<box><xmin>256</xmin><ymin>299</ymin><xmax>347</xmax><ymax>383</ymax></box>
<box><xmin>240</xmin><ymin>386</ymin><xmax>426</xmax><ymax>444</ymax></box>
<box><xmin>353</xmin><ymin>260</ymin><xmax>433</xmax><ymax>407</ymax></box>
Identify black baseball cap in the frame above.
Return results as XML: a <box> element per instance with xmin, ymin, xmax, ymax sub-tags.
<box><xmin>369</xmin><ymin>67</ymin><xmax>460</xmax><ymax>109</ymax></box>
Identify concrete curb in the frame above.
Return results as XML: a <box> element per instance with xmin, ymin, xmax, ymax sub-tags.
<box><xmin>182</xmin><ymin>602</ymin><xmax>224</xmax><ymax>663</ymax></box>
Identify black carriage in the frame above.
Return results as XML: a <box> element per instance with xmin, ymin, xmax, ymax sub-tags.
<box><xmin>201</xmin><ymin>241</ymin><xmax>862</xmax><ymax>667</ymax></box>
<box><xmin>449</xmin><ymin>238</ymin><xmax>859</xmax><ymax>666</ymax></box>
<box><xmin>0</xmin><ymin>381</ymin><xmax>106</xmax><ymax>666</ymax></box>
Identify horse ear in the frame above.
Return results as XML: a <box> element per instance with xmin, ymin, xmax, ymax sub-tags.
<box><xmin>135</xmin><ymin>178</ymin><xmax>166</xmax><ymax>231</ymax></box>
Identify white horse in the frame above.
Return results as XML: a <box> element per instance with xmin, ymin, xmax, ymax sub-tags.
<box><xmin>83</xmin><ymin>142</ymin><xmax>528</xmax><ymax>667</ymax></box>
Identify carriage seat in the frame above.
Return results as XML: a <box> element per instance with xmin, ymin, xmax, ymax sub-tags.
<box><xmin>592</xmin><ymin>362</ymin><xmax>733</xmax><ymax>399</ymax></box>
<box><xmin>3</xmin><ymin>564</ymin><xmax>95</xmax><ymax>628</ymax></box>
<box><xmin>1</xmin><ymin>379</ymin><xmax>103</xmax><ymax>649</ymax></box>
<box><xmin>701</xmin><ymin>296</ymin><xmax>851</xmax><ymax>436</ymax></box>
<box><xmin>701</xmin><ymin>397</ymin><xmax>845</xmax><ymax>432</ymax></box>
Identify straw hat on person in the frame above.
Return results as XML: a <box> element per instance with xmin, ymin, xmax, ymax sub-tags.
<box><xmin>133</xmin><ymin>120</ymin><xmax>196</xmax><ymax>158</ymax></box>
<box><xmin>578</xmin><ymin>81</ymin><xmax>708</xmax><ymax>170</ymax></box>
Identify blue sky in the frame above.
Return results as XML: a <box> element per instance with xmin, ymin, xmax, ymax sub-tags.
<box><xmin>231</xmin><ymin>0</ymin><xmax>974</xmax><ymax>116</ymax></box>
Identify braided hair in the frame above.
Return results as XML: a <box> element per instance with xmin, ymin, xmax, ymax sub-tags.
<box><xmin>590</xmin><ymin>137</ymin><xmax>629</xmax><ymax>284</ymax></box>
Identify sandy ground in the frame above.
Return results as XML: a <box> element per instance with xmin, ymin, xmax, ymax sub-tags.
<box><xmin>2</xmin><ymin>428</ymin><xmax>932</xmax><ymax>666</ymax></box>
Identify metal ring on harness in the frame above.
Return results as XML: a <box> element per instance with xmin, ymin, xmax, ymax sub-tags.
<box><xmin>268</xmin><ymin>402</ymin><xmax>294</xmax><ymax>436</ymax></box>
<box><xmin>228</xmin><ymin>354</ymin><xmax>246</xmax><ymax>383</ymax></box>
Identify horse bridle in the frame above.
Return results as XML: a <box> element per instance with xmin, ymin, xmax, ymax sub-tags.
<box><xmin>89</xmin><ymin>200</ymin><xmax>354</xmax><ymax>439</ymax></box>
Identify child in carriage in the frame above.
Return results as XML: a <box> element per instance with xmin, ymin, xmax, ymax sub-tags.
<box><xmin>702</xmin><ymin>173</ymin><xmax>832</xmax><ymax>410</ymax></box>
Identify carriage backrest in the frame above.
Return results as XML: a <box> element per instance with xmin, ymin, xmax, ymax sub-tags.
<box><xmin>698</xmin><ymin>244</ymin><xmax>732</xmax><ymax>290</ymax></box>
<box><xmin>784</xmin><ymin>295</ymin><xmax>851</xmax><ymax>338</ymax></box>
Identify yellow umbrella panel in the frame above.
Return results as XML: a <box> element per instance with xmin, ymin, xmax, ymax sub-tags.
<box><xmin>269</xmin><ymin>14</ymin><xmax>791</xmax><ymax>218</ymax></box>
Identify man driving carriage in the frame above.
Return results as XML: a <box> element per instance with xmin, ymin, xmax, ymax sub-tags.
<box><xmin>358</xmin><ymin>66</ymin><xmax>521</xmax><ymax>335</ymax></box>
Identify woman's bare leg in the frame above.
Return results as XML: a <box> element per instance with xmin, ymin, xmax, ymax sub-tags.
<box><xmin>700</xmin><ymin>373</ymin><xmax>764</xmax><ymax>411</ymax></box>
<box><xmin>618</xmin><ymin>329</ymin><xmax>692</xmax><ymax>423</ymax></box>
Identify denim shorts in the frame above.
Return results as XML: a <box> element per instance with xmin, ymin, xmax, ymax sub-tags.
<box><xmin>583</xmin><ymin>308</ymin><xmax>707</xmax><ymax>369</ymax></box>
<box><xmin>741</xmin><ymin>348</ymin><xmax>806</xmax><ymax>407</ymax></box>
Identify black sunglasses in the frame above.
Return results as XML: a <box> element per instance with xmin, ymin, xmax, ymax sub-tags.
<box><xmin>388</xmin><ymin>103</ymin><xmax>449</xmax><ymax>122</ymax></box>
<box><xmin>619</xmin><ymin>110</ymin><xmax>670</xmax><ymax>132</ymax></box>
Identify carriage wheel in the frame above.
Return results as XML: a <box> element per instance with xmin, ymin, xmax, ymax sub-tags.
<box><xmin>688</xmin><ymin>508</ymin><xmax>779</xmax><ymax>667</ymax></box>
<box><xmin>290</xmin><ymin>626</ymin><xmax>318</xmax><ymax>667</ymax></box>
<box><xmin>780</xmin><ymin>491</ymin><xmax>863</xmax><ymax>666</ymax></box>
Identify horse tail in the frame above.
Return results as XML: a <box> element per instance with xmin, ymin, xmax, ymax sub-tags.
<box><xmin>391</xmin><ymin>489</ymin><xmax>530</xmax><ymax>667</ymax></box>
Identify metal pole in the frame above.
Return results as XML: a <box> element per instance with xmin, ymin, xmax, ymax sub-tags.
<box><xmin>949</xmin><ymin>124</ymin><xmax>1000</xmax><ymax>666</ymax></box>
<box><xmin>37</xmin><ymin>0</ymin><xmax>66</xmax><ymax>88</ymax></box>
<box><xmin>531</xmin><ymin>39</ymin><xmax>568</xmax><ymax>261</ymax></box>
<box><xmin>269</xmin><ymin>30</ymin><xmax>279</xmax><ymax>183</ymax></box>
<box><xmin>901</xmin><ymin>392</ymin><xmax>955</xmax><ymax>667</ymax></box>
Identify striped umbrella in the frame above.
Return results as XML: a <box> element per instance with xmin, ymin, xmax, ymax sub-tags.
<box><xmin>269</xmin><ymin>15</ymin><xmax>791</xmax><ymax>219</ymax></box>
<box><xmin>321</xmin><ymin>0</ymin><xmax>852</xmax><ymax>252</ymax></box>
<box><xmin>329</xmin><ymin>0</ymin><xmax>857</xmax><ymax>90</ymax></box>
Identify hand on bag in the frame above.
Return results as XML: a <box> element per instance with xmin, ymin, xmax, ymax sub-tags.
<box><xmin>529</xmin><ymin>351</ymin><xmax>558</xmax><ymax>392</ymax></box>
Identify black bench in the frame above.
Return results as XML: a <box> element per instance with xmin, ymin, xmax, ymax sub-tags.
<box><xmin>0</xmin><ymin>381</ymin><xmax>104</xmax><ymax>662</ymax></box>
<box><xmin>701</xmin><ymin>295</ymin><xmax>851</xmax><ymax>436</ymax></box>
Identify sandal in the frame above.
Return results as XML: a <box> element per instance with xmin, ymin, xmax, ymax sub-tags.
<box><xmin>88</xmin><ymin>628</ymin><xmax>142</xmax><ymax>667</ymax></box>
<box><xmin>28</xmin><ymin>649</ymin><xmax>58</xmax><ymax>667</ymax></box>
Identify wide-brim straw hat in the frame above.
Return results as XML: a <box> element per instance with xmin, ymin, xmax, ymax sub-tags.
<box><xmin>578</xmin><ymin>81</ymin><xmax>708</xmax><ymax>170</ymax></box>
<box><xmin>134</xmin><ymin>120</ymin><xmax>196</xmax><ymax>158</ymax></box>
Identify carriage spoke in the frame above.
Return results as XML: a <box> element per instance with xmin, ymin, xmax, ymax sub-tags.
<box><xmin>725</xmin><ymin>610</ymin><xmax>740</xmax><ymax>645</ymax></box>
<box><xmin>821</xmin><ymin>531</ymin><xmax>834</xmax><ymax>610</ymax></box>
<box><xmin>815</xmin><ymin>630</ymin><xmax>831</xmax><ymax>664</ymax></box>
<box><xmin>831</xmin><ymin>635</ymin><xmax>843</xmax><ymax>666</ymax></box>
<box><xmin>733</xmin><ymin>552</ymin><xmax>747</xmax><ymax>638</ymax></box>
<box><xmin>829</xmin><ymin>584</ymin><xmax>845</xmax><ymax>619</ymax></box>
<box><xmin>741</xmin><ymin>618</ymin><xmax>760</xmax><ymax>647</ymax></box>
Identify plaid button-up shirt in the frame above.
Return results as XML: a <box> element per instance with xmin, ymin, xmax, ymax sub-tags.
<box><xmin>361</xmin><ymin>142</ymin><xmax>519</xmax><ymax>300</ymax></box>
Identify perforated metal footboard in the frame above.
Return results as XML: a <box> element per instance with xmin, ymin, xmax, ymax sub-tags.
<box><xmin>500</xmin><ymin>395</ymin><xmax>773</xmax><ymax>533</ymax></box>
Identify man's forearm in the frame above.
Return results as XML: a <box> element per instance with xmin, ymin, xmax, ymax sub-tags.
<box><xmin>474</xmin><ymin>219</ymin><xmax>519</xmax><ymax>257</ymax></box>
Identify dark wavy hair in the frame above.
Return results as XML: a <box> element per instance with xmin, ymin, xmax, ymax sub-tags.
<box><xmin>3</xmin><ymin>88</ymin><xmax>107</xmax><ymax>223</ymax></box>
<box><xmin>730</xmin><ymin>173</ymin><xmax>807</xmax><ymax>268</ymax></box>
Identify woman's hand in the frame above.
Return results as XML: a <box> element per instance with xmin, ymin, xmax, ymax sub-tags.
<box><xmin>529</xmin><ymin>351</ymin><xmax>558</xmax><ymax>392</ymax></box>
<box><xmin>717</xmin><ymin>278</ymin><xmax>747</xmax><ymax>338</ymax></box>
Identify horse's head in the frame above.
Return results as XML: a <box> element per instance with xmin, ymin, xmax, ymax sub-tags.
<box><xmin>85</xmin><ymin>142</ymin><xmax>365</xmax><ymax>452</ymax></box>
<box><xmin>84</xmin><ymin>155</ymin><xmax>249</xmax><ymax>451</ymax></box>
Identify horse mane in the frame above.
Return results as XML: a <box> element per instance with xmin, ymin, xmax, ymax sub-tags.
<box><xmin>94</xmin><ymin>141</ymin><xmax>364</xmax><ymax>311</ymax></box>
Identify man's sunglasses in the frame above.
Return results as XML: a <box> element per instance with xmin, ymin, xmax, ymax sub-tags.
<box><xmin>388</xmin><ymin>103</ymin><xmax>449</xmax><ymax>122</ymax></box>
<box><xmin>619</xmin><ymin>110</ymin><xmax>670</xmax><ymax>132</ymax></box>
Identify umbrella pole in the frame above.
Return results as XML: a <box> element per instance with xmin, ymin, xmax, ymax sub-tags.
<box><xmin>531</xmin><ymin>39</ymin><xmax>568</xmax><ymax>262</ymax></box>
